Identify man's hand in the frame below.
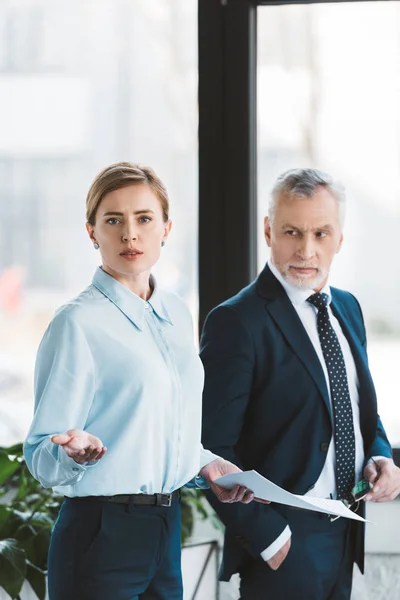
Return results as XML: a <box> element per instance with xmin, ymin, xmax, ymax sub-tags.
<box><xmin>51</xmin><ymin>429</ymin><xmax>107</xmax><ymax>464</ymax></box>
<box><xmin>364</xmin><ymin>458</ymin><xmax>400</xmax><ymax>502</ymax></box>
<box><xmin>199</xmin><ymin>458</ymin><xmax>269</xmax><ymax>504</ymax></box>
<box><xmin>267</xmin><ymin>537</ymin><xmax>291</xmax><ymax>571</ymax></box>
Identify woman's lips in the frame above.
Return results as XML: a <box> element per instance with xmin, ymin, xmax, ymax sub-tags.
<box><xmin>120</xmin><ymin>251</ymin><xmax>143</xmax><ymax>261</ymax></box>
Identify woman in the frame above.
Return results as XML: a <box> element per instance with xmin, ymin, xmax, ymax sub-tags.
<box><xmin>24</xmin><ymin>162</ymin><xmax>254</xmax><ymax>600</ymax></box>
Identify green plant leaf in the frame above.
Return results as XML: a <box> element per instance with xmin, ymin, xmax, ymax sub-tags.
<box><xmin>14</xmin><ymin>523</ymin><xmax>37</xmax><ymax>544</ymax></box>
<box><xmin>25</xmin><ymin>494</ymin><xmax>42</xmax><ymax>504</ymax></box>
<box><xmin>1</xmin><ymin>443</ymin><xmax>23</xmax><ymax>456</ymax></box>
<box><xmin>0</xmin><ymin>538</ymin><xmax>26</xmax><ymax>599</ymax></box>
<box><xmin>0</xmin><ymin>451</ymin><xmax>20</xmax><ymax>487</ymax></box>
<box><xmin>16</xmin><ymin>471</ymin><xmax>28</xmax><ymax>501</ymax></box>
<box><xmin>180</xmin><ymin>501</ymin><xmax>194</xmax><ymax>545</ymax></box>
<box><xmin>26</xmin><ymin>561</ymin><xmax>46</xmax><ymax>600</ymax></box>
<box><xmin>12</xmin><ymin>509</ymin><xmax>53</xmax><ymax>528</ymax></box>
<box><xmin>210</xmin><ymin>513</ymin><xmax>224</xmax><ymax>532</ymax></box>
<box><xmin>0</xmin><ymin>505</ymin><xmax>11</xmax><ymax>533</ymax></box>
<box><xmin>0</xmin><ymin>509</ymin><xmax>25</xmax><ymax>540</ymax></box>
<box><xmin>20</xmin><ymin>528</ymin><xmax>51</xmax><ymax>571</ymax></box>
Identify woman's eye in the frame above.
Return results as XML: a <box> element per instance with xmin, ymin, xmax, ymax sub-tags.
<box><xmin>139</xmin><ymin>216</ymin><xmax>152</xmax><ymax>223</ymax></box>
<box><xmin>106</xmin><ymin>218</ymin><xmax>120</xmax><ymax>225</ymax></box>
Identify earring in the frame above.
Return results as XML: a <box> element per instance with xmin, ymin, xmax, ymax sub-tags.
<box><xmin>93</xmin><ymin>243</ymin><xmax>99</xmax><ymax>250</ymax></box>
<box><xmin>161</xmin><ymin>241</ymin><xmax>165</xmax><ymax>247</ymax></box>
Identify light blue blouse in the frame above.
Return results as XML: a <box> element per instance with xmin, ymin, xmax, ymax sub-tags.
<box><xmin>24</xmin><ymin>267</ymin><xmax>217</xmax><ymax>496</ymax></box>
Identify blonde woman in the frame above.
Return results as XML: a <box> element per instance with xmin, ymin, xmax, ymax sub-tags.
<box><xmin>24</xmin><ymin>163</ymin><xmax>254</xmax><ymax>600</ymax></box>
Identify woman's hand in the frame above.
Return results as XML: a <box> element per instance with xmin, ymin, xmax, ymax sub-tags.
<box><xmin>199</xmin><ymin>458</ymin><xmax>269</xmax><ymax>504</ymax></box>
<box><xmin>51</xmin><ymin>429</ymin><xmax>107</xmax><ymax>464</ymax></box>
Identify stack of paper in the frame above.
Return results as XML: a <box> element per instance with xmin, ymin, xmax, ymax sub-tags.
<box><xmin>215</xmin><ymin>470</ymin><xmax>368</xmax><ymax>522</ymax></box>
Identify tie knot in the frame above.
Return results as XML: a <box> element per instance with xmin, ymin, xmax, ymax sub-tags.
<box><xmin>307</xmin><ymin>292</ymin><xmax>329</xmax><ymax>310</ymax></box>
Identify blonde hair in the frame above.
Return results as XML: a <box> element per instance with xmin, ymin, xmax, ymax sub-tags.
<box><xmin>86</xmin><ymin>162</ymin><xmax>170</xmax><ymax>225</ymax></box>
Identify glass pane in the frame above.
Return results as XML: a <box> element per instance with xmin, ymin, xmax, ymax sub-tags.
<box><xmin>0</xmin><ymin>0</ymin><xmax>198</xmax><ymax>446</ymax></box>
<box><xmin>257</xmin><ymin>1</ymin><xmax>400</xmax><ymax>446</ymax></box>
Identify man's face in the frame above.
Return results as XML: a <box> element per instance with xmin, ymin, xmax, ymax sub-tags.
<box><xmin>264</xmin><ymin>186</ymin><xmax>343</xmax><ymax>291</ymax></box>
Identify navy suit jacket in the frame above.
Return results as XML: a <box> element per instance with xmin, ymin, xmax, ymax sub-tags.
<box><xmin>200</xmin><ymin>264</ymin><xmax>392</xmax><ymax>581</ymax></box>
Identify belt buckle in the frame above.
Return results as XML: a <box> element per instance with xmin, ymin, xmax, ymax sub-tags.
<box><xmin>156</xmin><ymin>493</ymin><xmax>172</xmax><ymax>507</ymax></box>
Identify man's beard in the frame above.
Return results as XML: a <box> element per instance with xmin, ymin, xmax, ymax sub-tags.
<box><xmin>278</xmin><ymin>261</ymin><xmax>328</xmax><ymax>290</ymax></box>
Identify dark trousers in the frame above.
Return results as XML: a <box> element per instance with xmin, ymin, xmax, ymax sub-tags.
<box><xmin>239</xmin><ymin>507</ymin><xmax>355</xmax><ymax>600</ymax></box>
<box><xmin>48</xmin><ymin>494</ymin><xmax>182</xmax><ymax>600</ymax></box>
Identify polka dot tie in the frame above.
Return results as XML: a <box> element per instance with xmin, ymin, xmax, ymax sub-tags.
<box><xmin>307</xmin><ymin>292</ymin><xmax>355</xmax><ymax>501</ymax></box>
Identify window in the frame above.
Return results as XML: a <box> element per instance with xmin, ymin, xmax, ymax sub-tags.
<box><xmin>0</xmin><ymin>0</ymin><xmax>198</xmax><ymax>445</ymax></box>
<box><xmin>257</xmin><ymin>1</ymin><xmax>400</xmax><ymax>445</ymax></box>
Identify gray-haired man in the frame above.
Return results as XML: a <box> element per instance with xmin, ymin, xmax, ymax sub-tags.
<box><xmin>200</xmin><ymin>168</ymin><xmax>400</xmax><ymax>599</ymax></box>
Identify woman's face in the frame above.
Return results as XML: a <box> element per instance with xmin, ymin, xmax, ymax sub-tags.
<box><xmin>86</xmin><ymin>183</ymin><xmax>171</xmax><ymax>285</ymax></box>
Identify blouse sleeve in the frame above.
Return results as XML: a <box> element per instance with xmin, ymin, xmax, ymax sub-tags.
<box><xmin>24</xmin><ymin>308</ymin><xmax>97</xmax><ymax>488</ymax></box>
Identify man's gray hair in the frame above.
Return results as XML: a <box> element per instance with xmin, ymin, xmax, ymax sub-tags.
<box><xmin>269</xmin><ymin>168</ymin><xmax>346</xmax><ymax>226</ymax></box>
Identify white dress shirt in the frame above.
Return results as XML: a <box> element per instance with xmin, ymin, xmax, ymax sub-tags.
<box><xmin>261</xmin><ymin>262</ymin><xmax>364</xmax><ymax>561</ymax></box>
<box><xmin>24</xmin><ymin>267</ymin><xmax>218</xmax><ymax>496</ymax></box>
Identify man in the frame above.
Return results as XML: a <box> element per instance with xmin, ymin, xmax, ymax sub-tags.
<box><xmin>200</xmin><ymin>168</ymin><xmax>400</xmax><ymax>600</ymax></box>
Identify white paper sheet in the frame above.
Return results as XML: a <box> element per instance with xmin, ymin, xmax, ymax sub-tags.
<box><xmin>214</xmin><ymin>470</ymin><xmax>368</xmax><ymax>522</ymax></box>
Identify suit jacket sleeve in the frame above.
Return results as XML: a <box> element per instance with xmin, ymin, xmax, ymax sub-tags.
<box><xmin>368</xmin><ymin>420</ymin><xmax>392</xmax><ymax>460</ymax></box>
<box><xmin>200</xmin><ymin>304</ymin><xmax>289</xmax><ymax>557</ymax></box>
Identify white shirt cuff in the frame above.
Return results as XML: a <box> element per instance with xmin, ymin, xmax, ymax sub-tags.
<box><xmin>368</xmin><ymin>456</ymin><xmax>392</xmax><ymax>464</ymax></box>
<box><xmin>260</xmin><ymin>525</ymin><xmax>292</xmax><ymax>562</ymax></box>
<box><xmin>199</xmin><ymin>444</ymin><xmax>220</xmax><ymax>470</ymax></box>
<box><xmin>58</xmin><ymin>445</ymin><xmax>87</xmax><ymax>471</ymax></box>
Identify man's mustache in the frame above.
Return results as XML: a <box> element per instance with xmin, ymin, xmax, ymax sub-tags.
<box><xmin>288</xmin><ymin>263</ymin><xmax>319</xmax><ymax>270</ymax></box>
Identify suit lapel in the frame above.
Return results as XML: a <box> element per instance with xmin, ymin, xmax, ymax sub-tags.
<box><xmin>257</xmin><ymin>265</ymin><xmax>332</xmax><ymax>416</ymax></box>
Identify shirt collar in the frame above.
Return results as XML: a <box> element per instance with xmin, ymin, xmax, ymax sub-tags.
<box><xmin>92</xmin><ymin>267</ymin><xmax>173</xmax><ymax>330</ymax></box>
<box><xmin>268</xmin><ymin>261</ymin><xmax>332</xmax><ymax>308</ymax></box>
<box><xmin>148</xmin><ymin>277</ymin><xmax>173</xmax><ymax>325</ymax></box>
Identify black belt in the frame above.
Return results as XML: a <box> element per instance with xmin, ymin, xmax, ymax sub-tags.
<box><xmin>65</xmin><ymin>492</ymin><xmax>176</xmax><ymax>507</ymax></box>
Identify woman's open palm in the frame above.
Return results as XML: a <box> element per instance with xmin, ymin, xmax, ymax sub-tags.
<box><xmin>51</xmin><ymin>429</ymin><xmax>107</xmax><ymax>464</ymax></box>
